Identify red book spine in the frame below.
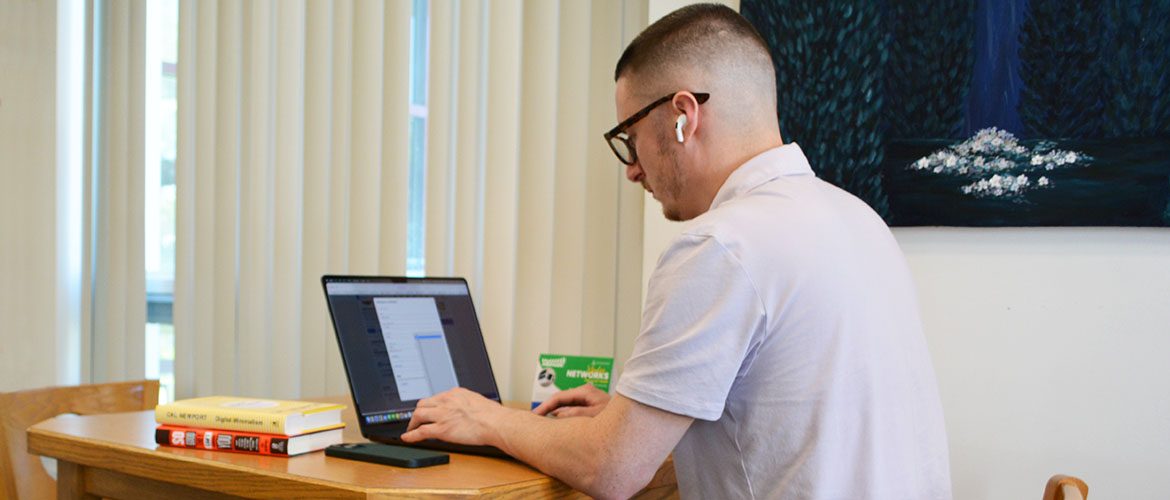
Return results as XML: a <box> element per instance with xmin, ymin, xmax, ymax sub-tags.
<box><xmin>155</xmin><ymin>425</ymin><xmax>292</xmax><ymax>456</ymax></box>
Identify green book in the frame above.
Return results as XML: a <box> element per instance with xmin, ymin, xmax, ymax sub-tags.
<box><xmin>531</xmin><ymin>353</ymin><xmax>614</xmax><ymax>409</ymax></box>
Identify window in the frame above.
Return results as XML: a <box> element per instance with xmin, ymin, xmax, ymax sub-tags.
<box><xmin>407</xmin><ymin>0</ymin><xmax>430</xmax><ymax>277</ymax></box>
<box><xmin>144</xmin><ymin>0</ymin><xmax>178</xmax><ymax>404</ymax></box>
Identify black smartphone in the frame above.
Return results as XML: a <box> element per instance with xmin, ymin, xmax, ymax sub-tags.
<box><xmin>325</xmin><ymin>442</ymin><xmax>450</xmax><ymax>468</ymax></box>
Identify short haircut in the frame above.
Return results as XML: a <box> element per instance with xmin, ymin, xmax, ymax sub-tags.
<box><xmin>614</xmin><ymin>3</ymin><xmax>774</xmax><ymax>86</ymax></box>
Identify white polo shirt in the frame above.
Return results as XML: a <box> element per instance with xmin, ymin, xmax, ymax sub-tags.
<box><xmin>617</xmin><ymin>144</ymin><xmax>951</xmax><ymax>499</ymax></box>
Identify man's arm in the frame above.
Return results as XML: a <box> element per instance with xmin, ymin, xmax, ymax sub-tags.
<box><xmin>403</xmin><ymin>388</ymin><xmax>692</xmax><ymax>500</ymax></box>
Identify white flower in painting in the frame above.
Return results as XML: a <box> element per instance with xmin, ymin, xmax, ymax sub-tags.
<box><xmin>907</xmin><ymin>127</ymin><xmax>1090</xmax><ymax>199</ymax></box>
<box><xmin>960</xmin><ymin>172</ymin><xmax>1039</xmax><ymax>198</ymax></box>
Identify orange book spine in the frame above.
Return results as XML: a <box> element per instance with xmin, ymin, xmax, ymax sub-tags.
<box><xmin>155</xmin><ymin>425</ymin><xmax>292</xmax><ymax>456</ymax></box>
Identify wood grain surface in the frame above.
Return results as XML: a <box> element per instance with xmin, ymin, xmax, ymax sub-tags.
<box><xmin>27</xmin><ymin>396</ymin><xmax>677</xmax><ymax>499</ymax></box>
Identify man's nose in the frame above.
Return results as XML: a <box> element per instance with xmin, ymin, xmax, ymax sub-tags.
<box><xmin>625</xmin><ymin>162</ymin><xmax>644</xmax><ymax>183</ymax></box>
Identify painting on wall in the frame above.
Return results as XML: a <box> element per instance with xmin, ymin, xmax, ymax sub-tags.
<box><xmin>741</xmin><ymin>0</ymin><xmax>1170</xmax><ymax>226</ymax></box>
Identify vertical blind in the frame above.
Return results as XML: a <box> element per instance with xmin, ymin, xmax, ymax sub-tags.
<box><xmin>89</xmin><ymin>0</ymin><xmax>148</xmax><ymax>384</ymax></box>
<box><xmin>169</xmin><ymin>0</ymin><xmax>648</xmax><ymax>400</ymax></box>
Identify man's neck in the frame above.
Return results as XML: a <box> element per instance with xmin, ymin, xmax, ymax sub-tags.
<box><xmin>690</xmin><ymin>135</ymin><xmax>784</xmax><ymax>216</ymax></box>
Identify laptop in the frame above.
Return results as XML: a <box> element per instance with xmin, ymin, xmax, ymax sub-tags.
<box><xmin>321</xmin><ymin>275</ymin><xmax>509</xmax><ymax>458</ymax></box>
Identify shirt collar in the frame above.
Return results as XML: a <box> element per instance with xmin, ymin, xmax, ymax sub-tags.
<box><xmin>708</xmin><ymin>143</ymin><xmax>813</xmax><ymax>211</ymax></box>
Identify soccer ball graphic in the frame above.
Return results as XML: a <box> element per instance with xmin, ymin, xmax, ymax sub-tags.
<box><xmin>537</xmin><ymin>368</ymin><xmax>556</xmax><ymax>388</ymax></box>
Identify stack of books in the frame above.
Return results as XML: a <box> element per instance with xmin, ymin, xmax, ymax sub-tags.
<box><xmin>154</xmin><ymin>396</ymin><xmax>346</xmax><ymax>457</ymax></box>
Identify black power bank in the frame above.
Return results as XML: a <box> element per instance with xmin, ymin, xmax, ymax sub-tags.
<box><xmin>325</xmin><ymin>442</ymin><xmax>450</xmax><ymax>468</ymax></box>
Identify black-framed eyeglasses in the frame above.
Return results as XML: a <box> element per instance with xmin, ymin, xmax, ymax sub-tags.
<box><xmin>603</xmin><ymin>91</ymin><xmax>710</xmax><ymax>166</ymax></box>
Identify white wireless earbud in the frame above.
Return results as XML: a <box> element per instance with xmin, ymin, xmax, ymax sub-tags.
<box><xmin>675</xmin><ymin>115</ymin><xmax>687</xmax><ymax>143</ymax></box>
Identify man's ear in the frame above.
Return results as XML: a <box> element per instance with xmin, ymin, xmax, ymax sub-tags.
<box><xmin>671</xmin><ymin>92</ymin><xmax>701</xmax><ymax>144</ymax></box>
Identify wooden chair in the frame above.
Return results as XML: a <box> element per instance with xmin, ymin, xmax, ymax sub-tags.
<box><xmin>0</xmin><ymin>380</ymin><xmax>159</xmax><ymax>500</ymax></box>
<box><xmin>1043</xmin><ymin>474</ymin><xmax>1089</xmax><ymax>500</ymax></box>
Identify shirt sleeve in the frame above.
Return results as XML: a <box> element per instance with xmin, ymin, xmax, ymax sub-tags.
<box><xmin>616</xmin><ymin>232</ymin><xmax>766</xmax><ymax>421</ymax></box>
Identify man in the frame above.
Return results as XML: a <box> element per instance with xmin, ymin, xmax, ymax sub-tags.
<box><xmin>404</xmin><ymin>4</ymin><xmax>952</xmax><ymax>499</ymax></box>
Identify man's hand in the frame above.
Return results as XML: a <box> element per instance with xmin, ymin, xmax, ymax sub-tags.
<box><xmin>402</xmin><ymin>387</ymin><xmax>510</xmax><ymax>446</ymax></box>
<box><xmin>404</xmin><ymin>387</ymin><xmax>690</xmax><ymax>499</ymax></box>
<box><xmin>532</xmin><ymin>383</ymin><xmax>612</xmax><ymax>418</ymax></box>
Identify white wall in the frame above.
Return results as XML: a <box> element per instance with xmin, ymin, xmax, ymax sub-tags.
<box><xmin>896</xmin><ymin>227</ymin><xmax>1170</xmax><ymax>500</ymax></box>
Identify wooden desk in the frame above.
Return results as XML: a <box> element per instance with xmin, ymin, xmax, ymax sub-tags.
<box><xmin>27</xmin><ymin>398</ymin><xmax>677</xmax><ymax>499</ymax></box>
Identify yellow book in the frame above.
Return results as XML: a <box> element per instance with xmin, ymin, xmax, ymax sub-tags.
<box><xmin>155</xmin><ymin>396</ymin><xmax>345</xmax><ymax>435</ymax></box>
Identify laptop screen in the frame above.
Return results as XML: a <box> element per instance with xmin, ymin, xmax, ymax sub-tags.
<box><xmin>322</xmin><ymin>276</ymin><xmax>500</xmax><ymax>428</ymax></box>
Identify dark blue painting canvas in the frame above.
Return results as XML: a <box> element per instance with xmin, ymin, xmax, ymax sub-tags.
<box><xmin>741</xmin><ymin>0</ymin><xmax>1170</xmax><ymax>226</ymax></box>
